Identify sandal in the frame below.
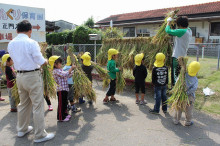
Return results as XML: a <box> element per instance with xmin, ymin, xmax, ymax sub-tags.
<box><xmin>110</xmin><ymin>98</ymin><xmax>119</xmax><ymax>103</ymax></box>
<box><xmin>103</xmin><ymin>98</ymin><xmax>109</xmax><ymax>104</ymax></box>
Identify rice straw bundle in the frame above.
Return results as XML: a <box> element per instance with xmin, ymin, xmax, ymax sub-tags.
<box><xmin>116</xmin><ymin>53</ymin><xmax>126</xmax><ymax>94</ymax></box>
<box><xmin>11</xmin><ymin>80</ymin><xmax>20</xmax><ymax>106</ymax></box>
<box><xmin>151</xmin><ymin>10</ymin><xmax>179</xmax><ymax>45</ymax></box>
<box><xmin>167</xmin><ymin>57</ymin><xmax>189</xmax><ymax>111</ymax></box>
<box><xmin>39</xmin><ymin>42</ymin><xmax>57</xmax><ymax>98</ymax></box>
<box><xmin>91</xmin><ymin>62</ymin><xmax>110</xmax><ymax>89</ymax></box>
<box><xmin>67</xmin><ymin>47</ymin><xmax>96</xmax><ymax>102</ymax></box>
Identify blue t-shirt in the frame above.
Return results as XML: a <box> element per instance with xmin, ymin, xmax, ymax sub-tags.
<box><xmin>63</xmin><ymin>65</ymin><xmax>73</xmax><ymax>85</ymax></box>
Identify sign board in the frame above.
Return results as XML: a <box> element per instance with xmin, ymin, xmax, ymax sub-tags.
<box><xmin>0</xmin><ymin>3</ymin><xmax>45</xmax><ymax>43</ymax></box>
<box><xmin>89</xmin><ymin>34</ymin><xmax>101</xmax><ymax>41</ymax></box>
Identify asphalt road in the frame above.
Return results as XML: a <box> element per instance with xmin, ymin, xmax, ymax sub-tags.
<box><xmin>0</xmin><ymin>82</ymin><xmax>220</xmax><ymax>146</ymax></box>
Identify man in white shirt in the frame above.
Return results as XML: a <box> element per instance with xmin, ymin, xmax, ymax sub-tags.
<box><xmin>8</xmin><ymin>20</ymin><xmax>54</xmax><ymax>143</ymax></box>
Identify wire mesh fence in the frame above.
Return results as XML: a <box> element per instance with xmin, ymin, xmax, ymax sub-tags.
<box><xmin>51</xmin><ymin>44</ymin><xmax>102</xmax><ymax>63</ymax></box>
<box><xmin>50</xmin><ymin>43</ymin><xmax>220</xmax><ymax>70</ymax></box>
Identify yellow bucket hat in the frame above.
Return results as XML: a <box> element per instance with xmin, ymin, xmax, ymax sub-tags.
<box><xmin>1</xmin><ymin>54</ymin><xmax>10</xmax><ymax>66</ymax></box>
<box><xmin>81</xmin><ymin>53</ymin><xmax>91</xmax><ymax>66</ymax></box>
<box><xmin>49</xmin><ymin>55</ymin><xmax>60</xmax><ymax>70</ymax></box>
<box><xmin>188</xmin><ymin>61</ymin><xmax>200</xmax><ymax>77</ymax></box>
<box><xmin>66</xmin><ymin>56</ymin><xmax>72</xmax><ymax>66</ymax></box>
<box><xmin>108</xmin><ymin>48</ymin><xmax>119</xmax><ymax>60</ymax></box>
<box><xmin>154</xmin><ymin>53</ymin><xmax>165</xmax><ymax>67</ymax></box>
<box><xmin>134</xmin><ymin>53</ymin><xmax>144</xmax><ymax>66</ymax></box>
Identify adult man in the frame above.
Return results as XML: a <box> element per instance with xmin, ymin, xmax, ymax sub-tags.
<box><xmin>165</xmin><ymin>16</ymin><xmax>192</xmax><ymax>86</ymax></box>
<box><xmin>8</xmin><ymin>20</ymin><xmax>54</xmax><ymax>143</ymax></box>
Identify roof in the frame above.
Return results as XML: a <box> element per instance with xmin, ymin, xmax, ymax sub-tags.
<box><xmin>96</xmin><ymin>1</ymin><xmax>220</xmax><ymax>25</ymax></box>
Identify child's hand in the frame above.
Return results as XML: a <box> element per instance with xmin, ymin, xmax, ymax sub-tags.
<box><xmin>71</xmin><ymin>65</ymin><xmax>76</xmax><ymax>69</ymax></box>
<box><xmin>119</xmin><ymin>67</ymin><xmax>123</xmax><ymax>71</ymax></box>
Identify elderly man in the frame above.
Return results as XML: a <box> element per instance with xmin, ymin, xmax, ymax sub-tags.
<box><xmin>8</xmin><ymin>20</ymin><xmax>54</xmax><ymax>143</ymax></box>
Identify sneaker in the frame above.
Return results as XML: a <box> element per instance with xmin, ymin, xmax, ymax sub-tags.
<box><xmin>72</xmin><ymin>106</ymin><xmax>81</xmax><ymax>112</ymax></box>
<box><xmin>67</xmin><ymin>105</ymin><xmax>71</xmax><ymax>111</ymax></box>
<box><xmin>11</xmin><ymin>109</ymin><xmax>17</xmax><ymax>112</ymax></box>
<box><xmin>136</xmin><ymin>100</ymin><xmax>139</xmax><ymax>104</ymax></box>
<box><xmin>34</xmin><ymin>133</ymin><xmax>55</xmax><ymax>143</ymax></box>
<box><xmin>79</xmin><ymin>98</ymin><xmax>85</xmax><ymax>104</ymax></box>
<box><xmin>66</xmin><ymin>115</ymin><xmax>71</xmax><ymax>118</ymax></box>
<box><xmin>0</xmin><ymin>97</ymin><xmax>5</xmax><ymax>101</ymax></box>
<box><xmin>17</xmin><ymin>126</ymin><xmax>33</xmax><ymax>137</ymax></box>
<box><xmin>185</xmin><ymin>121</ymin><xmax>194</xmax><ymax>126</ymax></box>
<box><xmin>149</xmin><ymin>109</ymin><xmax>159</xmax><ymax>115</ymax></box>
<box><xmin>139</xmin><ymin>100</ymin><xmax>147</xmax><ymax>105</ymax></box>
<box><xmin>62</xmin><ymin>117</ymin><xmax>70</xmax><ymax>122</ymax></box>
<box><xmin>48</xmin><ymin>105</ymin><xmax>53</xmax><ymax>111</ymax></box>
<box><xmin>173</xmin><ymin>119</ymin><xmax>179</xmax><ymax>125</ymax></box>
<box><xmin>88</xmin><ymin>100</ymin><xmax>93</xmax><ymax>104</ymax></box>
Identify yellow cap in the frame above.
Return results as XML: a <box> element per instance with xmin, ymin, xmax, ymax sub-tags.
<box><xmin>188</xmin><ymin>61</ymin><xmax>200</xmax><ymax>76</ymax></box>
<box><xmin>1</xmin><ymin>54</ymin><xmax>10</xmax><ymax>66</ymax></box>
<box><xmin>134</xmin><ymin>53</ymin><xmax>144</xmax><ymax>66</ymax></box>
<box><xmin>81</xmin><ymin>53</ymin><xmax>91</xmax><ymax>66</ymax></box>
<box><xmin>66</xmin><ymin>56</ymin><xmax>72</xmax><ymax>66</ymax></box>
<box><xmin>154</xmin><ymin>53</ymin><xmax>165</xmax><ymax>67</ymax></box>
<box><xmin>84</xmin><ymin>52</ymin><xmax>91</xmax><ymax>56</ymax></box>
<box><xmin>49</xmin><ymin>55</ymin><xmax>60</xmax><ymax>70</ymax></box>
<box><xmin>108</xmin><ymin>48</ymin><xmax>119</xmax><ymax>60</ymax></box>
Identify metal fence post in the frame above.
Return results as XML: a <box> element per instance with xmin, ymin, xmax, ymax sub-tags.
<box><xmin>94</xmin><ymin>40</ymin><xmax>96</xmax><ymax>63</ymax></box>
<box><xmin>196</xmin><ymin>45</ymin><xmax>200</xmax><ymax>61</ymax></box>
<box><xmin>217</xmin><ymin>44</ymin><xmax>220</xmax><ymax>70</ymax></box>
<box><xmin>202</xmin><ymin>46</ymin><xmax>204</xmax><ymax>59</ymax></box>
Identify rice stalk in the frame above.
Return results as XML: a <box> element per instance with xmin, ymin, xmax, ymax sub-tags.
<box><xmin>11</xmin><ymin>80</ymin><xmax>20</xmax><ymax>106</ymax></box>
<box><xmin>166</xmin><ymin>57</ymin><xmax>189</xmax><ymax>111</ymax></box>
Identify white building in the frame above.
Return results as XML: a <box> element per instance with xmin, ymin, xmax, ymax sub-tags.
<box><xmin>96</xmin><ymin>1</ymin><xmax>220</xmax><ymax>44</ymax></box>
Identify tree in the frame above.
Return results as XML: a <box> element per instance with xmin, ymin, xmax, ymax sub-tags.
<box><xmin>102</xmin><ymin>27</ymin><xmax>124</xmax><ymax>39</ymax></box>
<box><xmin>84</xmin><ymin>16</ymin><xmax>95</xmax><ymax>28</ymax></box>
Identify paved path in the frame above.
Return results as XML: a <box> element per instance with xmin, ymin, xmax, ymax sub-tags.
<box><xmin>0</xmin><ymin>83</ymin><xmax>220</xmax><ymax>146</ymax></box>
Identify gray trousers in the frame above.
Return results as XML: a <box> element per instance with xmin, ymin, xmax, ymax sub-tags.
<box><xmin>174</xmin><ymin>95</ymin><xmax>195</xmax><ymax>125</ymax></box>
<box><xmin>7</xmin><ymin>88</ymin><xmax>17</xmax><ymax>109</ymax></box>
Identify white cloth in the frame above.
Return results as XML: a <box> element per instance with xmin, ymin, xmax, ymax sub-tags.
<box><xmin>7</xmin><ymin>34</ymin><xmax>45</xmax><ymax>71</ymax></box>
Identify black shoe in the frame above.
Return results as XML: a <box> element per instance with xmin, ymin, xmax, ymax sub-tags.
<box><xmin>163</xmin><ymin>110</ymin><xmax>167</xmax><ymax>114</ymax></box>
<box><xmin>149</xmin><ymin>109</ymin><xmax>159</xmax><ymax>115</ymax></box>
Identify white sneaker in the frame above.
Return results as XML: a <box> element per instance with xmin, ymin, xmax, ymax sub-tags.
<box><xmin>173</xmin><ymin>119</ymin><xmax>179</xmax><ymax>125</ymax></box>
<box><xmin>17</xmin><ymin>126</ymin><xmax>33</xmax><ymax>137</ymax></box>
<box><xmin>34</xmin><ymin>133</ymin><xmax>55</xmax><ymax>143</ymax></box>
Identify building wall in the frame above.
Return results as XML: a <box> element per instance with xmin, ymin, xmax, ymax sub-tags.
<box><xmin>118</xmin><ymin>20</ymin><xmax>220</xmax><ymax>43</ymax></box>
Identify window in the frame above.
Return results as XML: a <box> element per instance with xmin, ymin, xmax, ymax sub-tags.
<box><xmin>189</xmin><ymin>27</ymin><xmax>196</xmax><ymax>37</ymax></box>
<box><xmin>136</xmin><ymin>28</ymin><xmax>150</xmax><ymax>37</ymax></box>
<box><xmin>211</xmin><ymin>22</ymin><xmax>220</xmax><ymax>36</ymax></box>
<box><xmin>123</xmin><ymin>27</ymin><xmax>135</xmax><ymax>37</ymax></box>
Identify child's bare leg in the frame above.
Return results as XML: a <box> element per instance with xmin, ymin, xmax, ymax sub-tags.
<box><xmin>136</xmin><ymin>94</ymin><xmax>139</xmax><ymax>101</ymax></box>
<box><xmin>141</xmin><ymin>93</ymin><xmax>145</xmax><ymax>101</ymax></box>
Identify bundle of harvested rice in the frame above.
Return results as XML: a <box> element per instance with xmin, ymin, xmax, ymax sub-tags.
<box><xmin>67</xmin><ymin>47</ymin><xmax>96</xmax><ymax>102</ymax></box>
<box><xmin>11</xmin><ymin>80</ymin><xmax>20</xmax><ymax>106</ymax></box>
<box><xmin>39</xmin><ymin>42</ymin><xmax>57</xmax><ymax>98</ymax></box>
<box><xmin>91</xmin><ymin>62</ymin><xmax>110</xmax><ymax>89</ymax></box>
<box><xmin>167</xmin><ymin>57</ymin><xmax>189</xmax><ymax>111</ymax></box>
<box><xmin>116</xmin><ymin>53</ymin><xmax>126</xmax><ymax>94</ymax></box>
<box><xmin>151</xmin><ymin>10</ymin><xmax>179</xmax><ymax>45</ymax></box>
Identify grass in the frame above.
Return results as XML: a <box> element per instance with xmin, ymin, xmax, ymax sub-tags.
<box><xmin>188</xmin><ymin>57</ymin><xmax>220</xmax><ymax>115</ymax></box>
<box><xmin>123</xmin><ymin>57</ymin><xmax>220</xmax><ymax>115</ymax></box>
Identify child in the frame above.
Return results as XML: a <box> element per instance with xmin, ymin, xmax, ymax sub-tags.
<box><xmin>133</xmin><ymin>53</ymin><xmax>147</xmax><ymax>105</ymax></box>
<box><xmin>63</xmin><ymin>56</ymin><xmax>81</xmax><ymax>112</ymax></box>
<box><xmin>2</xmin><ymin>54</ymin><xmax>17</xmax><ymax>112</ymax></box>
<box><xmin>149</xmin><ymin>53</ymin><xmax>168</xmax><ymax>114</ymax></box>
<box><xmin>49</xmin><ymin>56</ymin><xmax>75</xmax><ymax>122</ymax></box>
<box><xmin>103</xmin><ymin>48</ymin><xmax>121</xmax><ymax>103</ymax></box>
<box><xmin>81</xmin><ymin>52</ymin><xmax>94</xmax><ymax>104</ymax></box>
<box><xmin>173</xmin><ymin>61</ymin><xmax>200</xmax><ymax>126</ymax></box>
<box><xmin>0</xmin><ymin>50</ymin><xmax>6</xmax><ymax>101</ymax></box>
<box><xmin>165</xmin><ymin>16</ymin><xmax>192</xmax><ymax>86</ymax></box>
<box><xmin>44</xmin><ymin>96</ymin><xmax>53</xmax><ymax>111</ymax></box>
